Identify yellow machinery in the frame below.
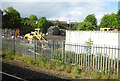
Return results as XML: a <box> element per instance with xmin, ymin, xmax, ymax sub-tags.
<box><xmin>100</xmin><ymin>28</ymin><xmax>114</xmax><ymax>31</ymax></box>
<box><xmin>24</xmin><ymin>28</ymin><xmax>48</xmax><ymax>48</ymax></box>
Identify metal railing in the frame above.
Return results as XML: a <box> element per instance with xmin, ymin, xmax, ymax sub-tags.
<box><xmin>2</xmin><ymin>36</ymin><xmax>120</xmax><ymax>74</ymax></box>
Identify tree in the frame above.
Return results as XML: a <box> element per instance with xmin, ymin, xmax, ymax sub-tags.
<box><xmin>37</xmin><ymin>17</ymin><xmax>49</xmax><ymax>33</ymax></box>
<box><xmin>110</xmin><ymin>13</ymin><xmax>118</xmax><ymax>29</ymax></box>
<box><xmin>84</xmin><ymin>14</ymin><xmax>97</xmax><ymax>28</ymax></box>
<box><xmin>76</xmin><ymin>22</ymin><xmax>95</xmax><ymax>30</ymax></box>
<box><xmin>20</xmin><ymin>17</ymin><xmax>35</xmax><ymax>35</ymax></box>
<box><xmin>0</xmin><ymin>9</ymin><xmax>2</xmax><ymax>28</ymax></box>
<box><xmin>99</xmin><ymin>13</ymin><xmax>118</xmax><ymax>29</ymax></box>
<box><xmin>116</xmin><ymin>9</ymin><xmax>120</xmax><ymax>29</ymax></box>
<box><xmin>2</xmin><ymin>7</ymin><xmax>21</xmax><ymax>29</ymax></box>
<box><xmin>99</xmin><ymin>14</ymin><xmax>111</xmax><ymax>28</ymax></box>
<box><xmin>72</xmin><ymin>25</ymin><xmax>77</xmax><ymax>30</ymax></box>
<box><xmin>29</xmin><ymin>14</ymin><xmax>38</xmax><ymax>20</ymax></box>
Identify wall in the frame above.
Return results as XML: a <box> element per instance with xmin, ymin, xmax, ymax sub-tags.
<box><xmin>65</xmin><ymin>30</ymin><xmax>120</xmax><ymax>59</ymax></box>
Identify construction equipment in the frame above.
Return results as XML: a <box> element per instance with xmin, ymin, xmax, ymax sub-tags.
<box><xmin>24</xmin><ymin>28</ymin><xmax>48</xmax><ymax>48</ymax></box>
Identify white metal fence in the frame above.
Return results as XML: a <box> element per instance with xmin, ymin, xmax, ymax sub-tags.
<box><xmin>2</xmin><ymin>37</ymin><xmax>120</xmax><ymax>74</ymax></box>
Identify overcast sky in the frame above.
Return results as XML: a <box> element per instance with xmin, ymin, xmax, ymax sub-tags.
<box><xmin>1</xmin><ymin>0</ymin><xmax>120</xmax><ymax>24</ymax></box>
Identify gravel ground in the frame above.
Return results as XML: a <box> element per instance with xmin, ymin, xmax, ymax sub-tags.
<box><xmin>2</xmin><ymin>59</ymin><xmax>74</xmax><ymax>80</ymax></box>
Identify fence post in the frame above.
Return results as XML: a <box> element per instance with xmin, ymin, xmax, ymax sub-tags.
<box><xmin>53</xmin><ymin>41</ymin><xmax>54</xmax><ymax>54</ymax></box>
<box><xmin>34</xmin><ymin>39</ymin><xmax>37</xmax><ymax>60</ymax></box>
<box><xmin>13</xmin><ymin>29</ymin><xmax>15</xmax><ymax>54</ymax></box>
<box><xmin>105</xmin><ymin>45</ymin><xmax>107</xmax><ymax>73</ymax></box>
<box><xmin>95</xmin><ymin>45</ymin><xmax>97</xmax><ymax>71</ymax></box>
<box><xmin>98</xmin><ymin>45</ymin><xmax>99</xmax><ymax>70</ymax></box>
<box><xmin>103</xmin><ymin>44</ymin><xmax>105</xmax><ymax>72</ymax></box>
<box><xmin>93</xmin><ymin>45</ymin><xmax>94</xmax><ymax>70</ymax></box>
<box><xmin>100</xmin><ymin>45</ymin><xmax>102</xmax><ymax>72</ymax></box>
<box><xmin>117</xmin><ymin>47</ymin><xmax>119</xmax><ymax>74</ymax></box>
<box><xmin>62</xmin><ymin>42</ymin><xmax>65</xmax><ymax>62</ymax></box>
<box><xmin>77</xmin><ymin>43</ymin><xmax>78</xmax><ymax>64</ymax></box>
<box><xmin>114</xmin><ymin>46</ymin><xmax>116</xmax><ymax>73</ymax></box>
<box><xmin>81</xmin><ymin>44</ymin><xmax>82</xmax><ymax>66</ymax></box>
<box><xmin>108</xmin><ymin>45</ymin><xmax>110</xmax><ymax>74</ymax></box>
<box><xmin>79</xmin><ymin>43</ymin><xmax>80</xmax><ymax>66</ymax></box>
<box><xmin>111</xmin><ymin>45</ymin><xmax>113</xmax><ymax>69</ymax></box>
<box><xmin>75</xmin><ymin>43</ymin><xmax>76</xmax><ymax>64</ymax></box>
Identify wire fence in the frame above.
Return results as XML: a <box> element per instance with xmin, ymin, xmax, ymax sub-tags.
<box><xmin>2</xmin><ymin>29</ymin><xmax>120</xmax><ymax>74</ymax></box>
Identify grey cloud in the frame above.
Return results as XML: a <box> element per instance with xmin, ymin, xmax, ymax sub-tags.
<box><xmin>2</xmin><ymin>2</ymin><xmax>116</xmax><ymax>24</ymax></box>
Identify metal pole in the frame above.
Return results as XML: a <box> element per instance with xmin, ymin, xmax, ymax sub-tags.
<box><xmin>64</xmin><ymin>42</ymin><xmax>66</xmax><ymax>63</ymax></box>
<box><xmin>111</xmin><ymin>45</ymin><xmax>113</xmax><ymax>68</ymax></box>
<box><xmin>114</xmin><ymin>46</ymin><xmax>116</xmax><ymax>73</ymax></box>
<box><xmin>93</xmin><ymin>45</ymin><xmax>94</xmax><ymax>70</ymax></box>
<box><xmin>62</xmin><ymin>42</ymin><xmax>65</xmax><ymax>62</ymax></box>
<box><xmin>108</xmin><ymin>45</ymin><xmax>110</xmax><ymax>74</ymax></box>
<box><xmin>81</xmin><ymin>45</ymin><xmax>82</xmax><ymax>66</ymax></box>
<box><xmin>117</xmin><ymin>47</ymin><xmax>119</xmax><ymax>74</ymax></box>
<box><xmin>79</xmin><ymin>43</ymin><xmax>80</xmax><ymax>66</ymax></box>
<box><xmin>88</xmin><ymin>45</ymin><xmax>89</xmax><ymax>69</ymax></box>
<box><xmin>34</xmin><ymin>39</ymin><xmax>37</xmax><ymax>60</ymax></box>
<box><xmin>13</xmin><ymin>29</ymin><xmax>15</xmax><ymax>54</ymax></box>
<box><xmin>86</xmin><ymin>45</ymin><xmax>87</xmax><ymax>67</ymax></box>
<box><xmin>77</xmin><ymin>43</ymin><xmax>78</xmax><ymax>64</ymax></box>
<box><xmin>95</xmin><ymin>45</ymin><xmax>97</xmax><ymax>71</ymax></box>
<box><xmin>105</xmin><ymin>45</ymin><xmax>107</xmax><ymax>73</ymax></box>
<box><xmin>103</xmin><ymin>45</ymin><xmax>105</xmax><ymax>72</ymax></box>
<box><xmin>84</xmin><ymin>44</ymin><xmax>85</xmax><ymax>67</ymax></box>
<box><xmin>90</xmin><ymin>45</ymin><xmax>92</xmax><ymax>68</ymax></box>
<box><xmin>98</xmin><ymin>45</ymin><xmax>99</xmax><ymax>70</ymax></box>
<box><xmin>75</xmin><ymin>43</ymin><xmax>76</xmax><ymax>64</ymax></box>
<box><xmin>100</xmin><ymin>45</ymin><xmax>102</xmax><ymax>72</ymax></box>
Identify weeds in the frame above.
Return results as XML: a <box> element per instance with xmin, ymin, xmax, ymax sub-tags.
<box><xmin>3</xmin><ymin>50</ymin><xmax>14</xmax><ymax>60</ymax></box>
<box><xmin>100</xmin><ymin>71</ymin><xmax>109</xmax><ymax>79</ymax></box>
<box><xmin>64</xmin><ymin>61</ymin><xmax>72</xmax><ymax>73</ymax></box>
<box><xmin>2</xmin><ymin>50</ymin><xmax>118</xmax><ymax>79</ymax></box>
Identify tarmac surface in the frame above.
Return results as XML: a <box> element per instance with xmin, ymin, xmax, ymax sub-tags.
<box><xmin>2</xmin><ymin>62</ymin><xmax>69</xmax><ymax>81</ymax></box>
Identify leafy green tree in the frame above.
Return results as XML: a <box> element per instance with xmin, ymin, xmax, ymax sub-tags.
<box><xmin>2</xmin><ymin>7</ymin><xmax>21</xmax><ymax>29</ymax></box>
<box><xmin>99</xmin><ymin>13</ymin><xmax>118</xmax><ymax>29</ymax></box>
<box><xmin>0</xmin><ymin>9</ymin><xmax>2</xmax><ymax>28</ymax></box>
<box><xmin>99</xmin><ymin>14</ymin><xmax>111</xmax><ymax>28</ymax></box>
<box><xmin>72</xmin><ymin>25</ymin><xmax>77</xmax><ymax>30</ymax></box>
<box><xmin>37</xmin><ymin>17</ymin><xmax>53</xmax><ymax>33</ymax></box>
<box><xmin>84</xmin><ymin>14</ymin><xmax>97</xmax><ymax>27</ymax></box>
<box><xmin>29</xmin><ymin>14</ymin><xmax>38</xmax><ymax>20</ymax></box>
<box><xmin>76</xmin><ymin>22</ymin><xmax>95</xmax><ymax>30</ymax></box>
<box><xmin>110</xmin><ymin>13</ymin><xmax>118</xmax><ymax>29</ymax></box>
<box><xmin>116</xmin><ymin>9</ymin><xmax>120</xmax><ymax>29</ymax></box>
<box><xmin>20</xmin><ymin>17</ymin><xmax>35</xmax><ymax>35</ymax></box>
